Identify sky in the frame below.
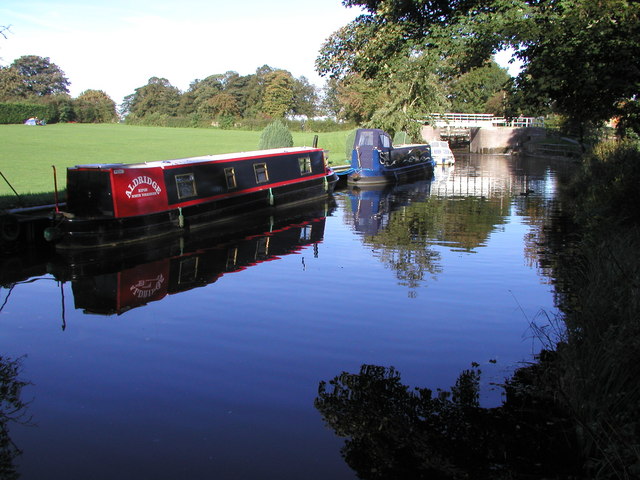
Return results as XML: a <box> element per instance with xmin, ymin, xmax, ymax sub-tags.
<box><xmin>1</xmin><ymin>0</ymin><xmax>520</xmax><ymax>106</ymax></box>
<box><xmin>0</xmin><ymin>0</ymin><xmax>365</xmax><ymax>104</ymax></box>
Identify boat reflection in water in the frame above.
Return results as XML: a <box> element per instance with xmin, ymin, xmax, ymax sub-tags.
<box><xmin>343</xmin><ymin>179</ymin><xmax>442</xmax><ymax>297</ymax></box>
<box><xmin>48</xmin><ymin>200</ymin><xmax>334</xmax><ymax>316</ymax></box>
<box><xmin>345</xmin><ymin>179</ymin><xmax>434</xmax><ymax>237</ymax></box>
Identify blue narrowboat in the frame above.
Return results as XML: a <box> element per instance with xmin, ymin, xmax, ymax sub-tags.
<box><xmin>345</xmin><ymin>129</ymin><xmax>435</xmax><ymax>185</ymax></box>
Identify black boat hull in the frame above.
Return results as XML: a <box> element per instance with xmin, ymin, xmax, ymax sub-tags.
<box><xmin>50</xmin><ymin>174</ymin><xmax>338</xmax><ymax>250</ymax></box>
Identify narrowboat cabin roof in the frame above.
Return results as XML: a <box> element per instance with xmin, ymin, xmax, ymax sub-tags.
<box><xmin>72</xmin><ymin>147</ymin><xmax>322</xmax><ymax>170</ymax></box>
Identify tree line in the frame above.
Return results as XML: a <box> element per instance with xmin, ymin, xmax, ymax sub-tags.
<box><xmin>120</xmin><ymin>66</ymin><xmax>328</xmax><ymax>129</ymax></box>
<box><xmin>0</xmin><ymin>54</ymin><xmax>510</xmax><ymax>129</ymax></box>
<box><xmin>0</xmin><ymin>54</ymin><xmax>347</xmax><ymax>128</ymax></box>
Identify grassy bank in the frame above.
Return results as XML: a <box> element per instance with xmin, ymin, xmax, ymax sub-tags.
<box><xmin>540</xmin><ymin>139</ymin><xmax>640</xmax><ymax>478</ymax></box>
<box><xmin>0</xmin><ymin>124</ymin><xmax>352</xmax><ymax>201</ymax></box>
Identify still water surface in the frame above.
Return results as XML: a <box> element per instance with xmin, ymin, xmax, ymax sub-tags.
<box><xmin>0</xmin><ymin>153</ymin><xmax>569</xmax><ymax>479</ymax></box>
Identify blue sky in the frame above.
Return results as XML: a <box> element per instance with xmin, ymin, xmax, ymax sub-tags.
<box><xmin>0</xmin><ymin>0</ymin><xmax>364</xmax><ymax>103</ymax></box>
<box><xmin>1</xmin><ymin>1</ymin><xmax>520</xmax><ymax>106</ymax></box>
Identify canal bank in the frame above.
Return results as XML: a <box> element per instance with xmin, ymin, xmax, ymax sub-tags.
<box><xmin>536</xmin><ymin>139</ymin><xmax>640</xmax><ymax>479</ymax></box>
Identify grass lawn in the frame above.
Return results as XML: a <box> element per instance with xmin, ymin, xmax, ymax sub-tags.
<box><xmin>0</xmin><ymin>124</ymin><xmax>352</xmax><ymax>198</ymax></box>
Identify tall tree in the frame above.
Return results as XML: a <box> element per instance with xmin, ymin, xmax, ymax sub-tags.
<box><xmin>9</xmin><ymin>55</ymin><xmax>70</xmax><ymax>96</ymax></box>
<box><xmin>180</xmin><ymin>74</ymin><xmax>225</xmax><ymax>116</ymax></box>
<box><xmin>262</xmin><ymin>70</ymin><xmax>295</xmax><ymax>118</ymax></box>
<box><xmin>203</xmin><ymin>92</ymin><xmax>239</xmax><ymax>117</ymax></box>
<box><xmin>74</xmin><ymin>89</ymin><xmax>117</xmax><ymax>123</ymax></box>
<box><xmin>291</xmin><ymin>76</ymin><xmax>319</xmax><ymax>118</ymax></box>
<box><xmin>127</xmin><ymin>77</ymin><xmax>181</xmax><ymax>117</ymax></box>
<box><xmin>0</xmin><ymin>66</ymin><xmax>23</xmax><ymax>100</ymax></box>
<box><xmin>448</xmin><ymin>60</ymin><xmax>511</xmax><ymax>114</ymax></box>
<box><xmin>315</xmin><ymin>0</ymin><xmax>499</xmax><ymax>135</ymax></box>
<box><xmin>511</xmin><ymin>0</ymin><xmax>640</xmax><ymax>137</ymax></box>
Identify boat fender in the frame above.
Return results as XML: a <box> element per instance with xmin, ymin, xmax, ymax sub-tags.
<box><xmin>178</xmin><ymin>207</ymin><xmax>185</xmax><ymax>228</ymax></box>
<box><xmin>268</xmin><ymin>188</ymin><xmax>274</xmax><ymax>206</ymax></box>
<box><xmin>0</xmin><ymin>214</ymin><xmax>20</xmax><ymax>243</ymax></box>
<box><xmin>43</xmin><ymin>226</ymin><xmax>61</xmax><ymax>242</ymax></box>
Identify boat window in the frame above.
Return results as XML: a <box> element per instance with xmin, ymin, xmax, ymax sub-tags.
<box><xmin>300</xmin><ymin>225</ymin><xmax>312</xmax><ymax>241</ymax></box>
<box><xmin>255</xmin><ymin>236</ymin><xmax>270</xmax><ymax>257</ymax></box>
<box><xmin>358</xmin><ymin>131</ymin><xmax>374</xmax><ymax>146</ymax></box>
<box><xmin>225</xmin><ymin>167</ymin><xmax>237</xmax><ymax>189</ymax></box>
<box><xmin>298</xmin><ymin>156</ymin><xmax>312</xmax><ymax>175</ymax></box>
<box><xmin>379</xmin><ymin>135</ymin><xmax>391</xmax><ymax>148</ymax></box>
<box><xmin>254</xmin><ymin>163</ymin><xmax>269</xmax><ymax>183</ymax></box>
<box><xmin>175</xmin><ymin>173</ymin><xmax>197</xmax><ymax>199</ymax></box>
<box><xmin>178</xmin><ymin>256</ymin><xmax>199</xmax><ymax>284</ymax></box>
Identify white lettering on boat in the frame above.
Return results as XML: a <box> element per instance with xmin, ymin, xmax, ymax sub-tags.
<box><xmin>125</xmin><ymin>175</ymin><xmax>162</xmax><ymax>199</ymax></box>
<box><xmin>130</xmin><ymin>274</ymin><xmax>165</xmax><ymax>299</ymax></box>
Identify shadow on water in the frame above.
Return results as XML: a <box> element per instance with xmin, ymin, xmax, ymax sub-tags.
<box><xmin>315</xmin><ymin>362</ymin><xmax>583</xmax><ymax>479</ymax></box>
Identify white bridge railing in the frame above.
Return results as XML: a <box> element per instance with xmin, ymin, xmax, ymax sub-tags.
<box><xmin>430</xmin><ymin>113</ymin><xmax>544</xmax><ymax>128</ymax></box>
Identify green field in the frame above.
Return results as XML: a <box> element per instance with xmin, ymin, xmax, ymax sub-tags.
<box><xmin>0</xmin><ymin>124</ymin><xmax>352</xmax><ymax>198</ymax></box>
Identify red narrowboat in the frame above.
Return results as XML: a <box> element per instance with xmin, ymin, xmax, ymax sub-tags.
<box><xmin>46</xmin><ymin>146</ymin><xmax>338</xmax><ymax>249</ymax></box>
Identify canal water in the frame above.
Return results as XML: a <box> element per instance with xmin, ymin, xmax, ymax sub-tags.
<box><xmin>0</xmin><ymin>153</ymin><xmax>570</xmax><ymax>479</ymax></box>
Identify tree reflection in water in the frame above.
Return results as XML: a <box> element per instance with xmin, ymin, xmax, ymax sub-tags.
<box><xmin>344</xmin><ymin>181</ymin><xmax>512</xmax><ymax>297</ymax></box>
<box><xmin>0</xmin><ymin>355</ymin><xmax>31</xmax><ymax>479</ymax></box>
<box><xmin>315</xmin><ymin>362</ymin><xmax>582</xmax><ymax>479</ymax></box>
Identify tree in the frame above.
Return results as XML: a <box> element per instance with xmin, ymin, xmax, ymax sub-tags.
<box><xmin>448</xmin><ymin>60</ymin><xmax>511</xmax><ymax>114</ymax></box>
<box><xmin>179</xmin><ymin>74</ymin><xmax>225</xmax><ymax>116</ymax></box>
<box><xmin>511</xmin><ymin>0</ymin><xmax>640</xmax><ymax>138</ymax></box>
<box><xmin>262</xmin><ymin>70</ymin><xmax>295</xmax><ymax>118</ymax></box>
<box><xmin>74</xmin><ymin>89</ymin><xmax>117</xmax><ymax>123</ymax></box>
<box><xmin>0</xmin><ymin>66</ymin><xmax>23</xmax><ymax>100</ymax></box>
<box><xmin>127</xmin><ymin>77</ymin><xmax>181</xmax><ymax>117</ymax></box>
<box><xmin>203</xmin><ymin>92</ymin><xmax>238</xmax><ymax>117</ymax></box>
<box><xmin>291</xmin><ymin>76</ymin><xmax>319</xmax><ymax>118</ymax></box>
<box><xmin>315</xmin><ymin>0</ymin><xmax>500</xmax><ymax>136</ymax></box>
<box><xmin>9</xmin><ymin>55</ymin><xmax>70</xmax><ymax>96</ymax></box>
<box><xmin>320</xmin><ymin>78</ymin><xmax>342</xmax><ymax>118</ymax></box>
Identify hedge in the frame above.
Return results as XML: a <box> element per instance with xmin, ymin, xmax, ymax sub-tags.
<box><xmin>0</xmin><ymin>102</ymin><xmax>56</xmax><ymax>124</ymax></box>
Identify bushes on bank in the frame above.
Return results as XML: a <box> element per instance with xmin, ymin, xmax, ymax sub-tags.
<box><xmin>0</xmin><ymin>102</ymin><xmax>56</xmax><ymax>124</ymax></box>
<box><xmin>549</xmin><ymin>138</ymin><xmax>640</xmax><ymax>478</ymax></box>
<box><xmin>565</xmin><ymin>139</ymin><xmax>640</xmax><ymax>231</ymax></box>
<box><xmin>0</xmin><ymin>95</ymin><xmax>114</xmax><ymax>124</ymax></box>
<box><xmin>258</xmin><ymin>120</ymin><xmax>293</xmax><ymax>149</ymax></box>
